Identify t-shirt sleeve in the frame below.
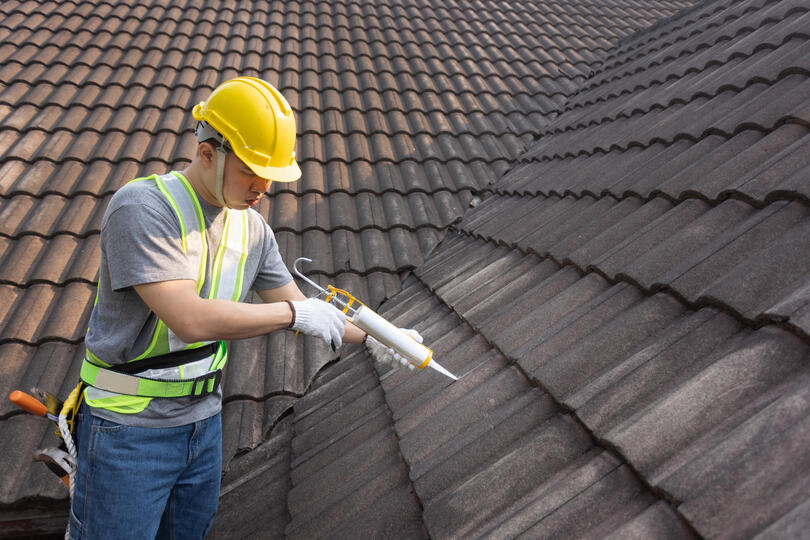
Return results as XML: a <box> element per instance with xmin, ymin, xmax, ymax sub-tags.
<box><xmin>102</xmin><ymin>201</ymin><xmax>196</xmax><ymax>291</ymax></box>
<box><xmin>252</xmin><ymin>220</ymin><xmax>293</xmax><ymax>291</ymax></box>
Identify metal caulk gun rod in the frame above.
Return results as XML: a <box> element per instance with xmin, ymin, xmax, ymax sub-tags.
<box><xmin>293</xmin><ymin>257</ymin><xmax>327</xmax><ymax>295</ymax></box>
<box><xmin>293</xmin><ymin>258</ymin><xmax>358</xmax><ymax>315</ymax></box>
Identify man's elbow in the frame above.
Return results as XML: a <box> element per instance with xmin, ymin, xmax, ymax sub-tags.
<box><xmin>166</xmin><ymin>319</ymin><xmax>208</xmax><ymax>344</ymax></box>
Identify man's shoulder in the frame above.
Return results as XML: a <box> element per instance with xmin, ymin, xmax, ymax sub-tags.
<box><xmin>108</xmin><ymin>174</ymin><xmax>171</xmax><ymax>211</ymax></box>
<box><xmin>113</xmin><ymin>174</ymin><xmax>163</xmax><ymax>197</ymax></box>
<box><xmin>103</xmin><ymin>174</ymin><xmax>178</xmax><ymax>231</ymax></box>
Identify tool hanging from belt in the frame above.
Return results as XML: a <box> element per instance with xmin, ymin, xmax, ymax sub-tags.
<box><xmin>9</xmin><ymin>383</ymin><xmax>84</xmax><ymax>488</ymax></box>
<box><xmin>9</xmin><ymin>341</ymin><xmax>223</xmax><ymax>495</ymax></box>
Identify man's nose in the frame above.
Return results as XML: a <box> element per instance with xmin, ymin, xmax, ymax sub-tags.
<box><xmin>254</xmin><ymin>177</ymin><xmax>272</xmax><ymax>192</ymax></box>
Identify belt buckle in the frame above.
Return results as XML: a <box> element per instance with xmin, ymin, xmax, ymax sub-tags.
<box><xmin>193</xmin><ymin>370</ymin><xmax>222</xmax><ymax>397</ymax></box>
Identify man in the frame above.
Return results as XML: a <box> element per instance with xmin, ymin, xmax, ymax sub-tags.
<box><xmin>70</xmin><ymin>77</ymin><xmax>372</xmax><ymax>539</ymax></box>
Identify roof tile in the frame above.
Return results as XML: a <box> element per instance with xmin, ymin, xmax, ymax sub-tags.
<box><xmin>0</xmin><ymin>235</ymin><xmax>98</xmax><ymax>286</ymax></box>
<box><xmin>601</xmin><ymin>501</ymin><xmax>697</xmax><ymax>540</ymax></box>
<box><xmin>575</xmin><ymin>308</ymin><xmax>743</xmax><ymax>431</ymax></box>
<box><xmin>733</xmin><ymin>125</ymin><xmax>810</xmax><ymax>201</ymax></box>
<box><xmin>0</xmin><ymin>160</ymin><xmax>51</xmax><ymax>196</ymax></box>
<box><xmin>211</xmin><ymin>419</ymin><xmax>292</xmax><ymax>538</ymax></box>
<box><xmin>610</xmin><ymin>325</ymin><xmax>808</xmax><ymax>480</ymax></box>
<box><xmin>414</xmin><ymin>386</ymin><xmax>557</xmax><ymax>499</ymax></box>
<box><xmin>701</xmin><ymin>210</ymin><xmax>810</xmax><ymax>320</ymax></box>
<box><xmin>3</xmin><ymin>104</ymin><xmax>40</xmax><ymax>132</ymax></box>
<box><xmin>592</xmin><ymin>199</ymin><xmax>709</xmax><ymax>278</ymax></box>
<box><xmin>424</xmin><ymin>414</ymin><xmax>596</xmax><ymax>538</ymax></box>
<box><xmin>516</xmin><ymin>465</ymin><xmax>654</xmax><ymax>540</ymax></box>
<box><xmin>4</xmin><ymin>130</ymin><xmax>49</xmax><ymax>162</ymax></box>
<box><xmin>621</xmin><ymin>199</ymin><xmax>755</xmax><ymax>289</ymax></box>
<box><xmin>664</xmin><ymin>370</ymin><xmax>810</xmax><ymax>539</ymax></box>
<box><xmin>531</xmin><ymin>292</ymin><xmax>686</xmax><ymax>398</ymax></box>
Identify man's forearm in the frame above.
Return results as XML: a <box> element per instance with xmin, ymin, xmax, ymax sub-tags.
<box><xmin>135</xmin><ymin>279</ymin><xmax>295</xmax><ymax>343</ymax></box>
<box><xmin>187</xmin><ymin>297</ymin><xmax>295</xmax><ymax>342</ymax></box>
<box><xmin>135</xmin><ymin>278</ymin><xmax>367</xmax><ymax>346</ymax></box>
<box><xmin>343</xmin><ymin>321</ymin><xmax>366</xmax><ymax>344</ymax></box>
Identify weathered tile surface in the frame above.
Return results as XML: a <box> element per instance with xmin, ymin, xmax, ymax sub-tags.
<box><xmin>17</xmin><ymin>0</ymin><xmax>795</xmax><ymax>538</ymax></box>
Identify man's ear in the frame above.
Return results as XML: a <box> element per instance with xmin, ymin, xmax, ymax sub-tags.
<box><xmin>198</xmin><ymin>141</ymin><xmax>216</xmax><ymax>168</ymax></box>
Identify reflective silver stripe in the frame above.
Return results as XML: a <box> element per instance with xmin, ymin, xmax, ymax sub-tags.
<box><xmin>157</xmin><ymin>172</ymin><xmax>210</xmax><ymax>353</ymax></box>
<box><xmin>159</xmin><ymin>172</ymin><xmax>205</xmax><ymax>283</ymax></box>
<box><xmin>213</xmin><ymin>209</ymin><xmax>248</xmax><ymax>302</ymax></box>
<box><xmin>140</xmin><ymin>357</ymin><xmax>213</xmax><ymax>381</ymax></box>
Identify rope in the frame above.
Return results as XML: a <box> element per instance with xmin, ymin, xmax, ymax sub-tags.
<box><xmin>58</xmin><ymin>385</ymin><xmax>81</xmax><ymax>540</ymax></box>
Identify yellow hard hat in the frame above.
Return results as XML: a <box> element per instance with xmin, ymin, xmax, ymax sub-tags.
<box><xmin>192</xmin><ymin>77</ymin><xmax>301</xmax><ymax>182</ymax></box>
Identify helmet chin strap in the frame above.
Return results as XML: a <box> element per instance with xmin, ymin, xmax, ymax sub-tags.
<box><xmin>215</xmin><ymin>146</ymin><xmax>228</xmax><ymax>207</ymax></box>
<box><xmin>196</xmin><ymin>121</ymin><xmax>231</xmax><ymax>208</ymax></box>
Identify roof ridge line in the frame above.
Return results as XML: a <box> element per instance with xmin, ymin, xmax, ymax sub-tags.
<box><xmin>293</xmin><ymin>350</ymin><xmax>432</xmax><ymax>536</ymax></box>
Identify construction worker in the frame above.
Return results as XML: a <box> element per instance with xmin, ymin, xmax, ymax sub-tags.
<box><xmin>69</xmin><ymin>77</ymin><xmax>370</xmax><ymax>539</ymax></box>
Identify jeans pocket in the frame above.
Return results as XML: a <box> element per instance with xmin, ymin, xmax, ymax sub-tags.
<box><xmin>69</xmin><ymin>507</ymin><xmax>83</xmax><ymax>539</ymax></box>
<box><xmin>88</xmin><ymin>416</ymin><xmax>129</xmax><ymax>460</ymax></box>
<box><xmin>91</xmin><ymin>415</ymin><xmax>128</xmax><ymax>434</ymax></box>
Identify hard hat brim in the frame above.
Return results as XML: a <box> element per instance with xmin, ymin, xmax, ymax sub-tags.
<box><xmin>248</xmin><ymin>160</ymin><xmax>302</xmax><ymax>183</ymax></box>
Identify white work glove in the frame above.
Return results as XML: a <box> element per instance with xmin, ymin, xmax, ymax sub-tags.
<box><xmin>366</xmin><ymin>328</ymin><xmax>423</xmax><ymax>370</ymax></box>
<box><xmin>290</xmin><ymin>298</ymin><xmax>346</xmax><ymax>351</ymax></box>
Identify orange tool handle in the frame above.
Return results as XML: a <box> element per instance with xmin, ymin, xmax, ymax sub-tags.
<box><xmin>9</xmin><ymin>390</ymin><xmax>47</xmax><ymax>416</ymax></box>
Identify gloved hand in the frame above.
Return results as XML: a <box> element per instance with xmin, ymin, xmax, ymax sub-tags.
<box><xmin>290</xmin><ymin>298</ymin><xmax>346</xmax><ymax>350</ymax></box>
<box><xmin>366</xmin><ymin>328</ymin><xmax>423</xmax><ymax>370</ymax></box>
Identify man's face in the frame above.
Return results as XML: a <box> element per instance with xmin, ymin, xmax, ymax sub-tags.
<box><xmin>222</xmin><ymin>151</ymin><xmax>272</xmax><ymax>210</ymax></box>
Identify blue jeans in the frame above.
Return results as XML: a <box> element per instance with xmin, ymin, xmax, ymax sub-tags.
<box><xmin>69</xmin><ymin>402</ymin><xmax>222</xmax><ymax>540</ymax></box>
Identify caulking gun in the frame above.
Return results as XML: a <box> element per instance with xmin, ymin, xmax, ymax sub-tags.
<box><xmin>293</xmin><ymin>258</ymin><xmax>458</xmax><ymax>381</ymax></box>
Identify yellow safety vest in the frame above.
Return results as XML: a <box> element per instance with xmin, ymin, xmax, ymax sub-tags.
<box><xmin>81</xmin><ymin>171</ymin><xmax>249</xmax><ymax>414</ymax></box>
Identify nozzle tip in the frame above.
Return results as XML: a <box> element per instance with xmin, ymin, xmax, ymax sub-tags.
<box><xmin>427</xmin><ymin>359</ymin><xmax>458</xmax><ymax>381</ymax></box>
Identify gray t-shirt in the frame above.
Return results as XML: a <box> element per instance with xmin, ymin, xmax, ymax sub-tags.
<box><xmin>85</xmin><ymin>172</ymin><xmax>292</xmax><ymax>427</ymax></box>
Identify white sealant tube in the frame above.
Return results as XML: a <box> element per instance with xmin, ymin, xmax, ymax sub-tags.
<box><xmin>350</xmin><ymin>305</ymin><xmax>458</xmax><ymax>380</ymax></box>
